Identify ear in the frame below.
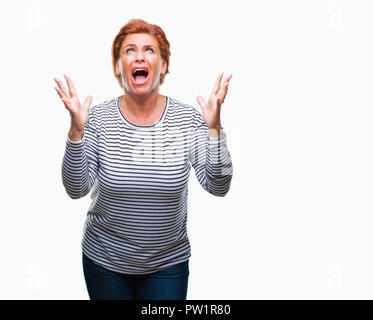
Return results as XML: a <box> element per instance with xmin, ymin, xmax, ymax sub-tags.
<box><xmin>115</xmin><ymin>60</ymin><xmax>121</xmax><ymax>77</ymax></box>
<box><xmin>161</xmin><ymin>59</ymin><xmax>167</xmax><ymax>75</ymax></box>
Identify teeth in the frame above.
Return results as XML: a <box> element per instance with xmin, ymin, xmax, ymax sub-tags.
<box><xmin>134</xmin><ymin>68</ymin><xmax>146</xmax><ymax>72</ymax></box>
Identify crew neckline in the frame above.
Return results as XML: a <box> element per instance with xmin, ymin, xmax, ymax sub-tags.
<box><xmin>116</xmin><ymin>95</ymin><xmax>169</xmax><ymax>129</ymax></box>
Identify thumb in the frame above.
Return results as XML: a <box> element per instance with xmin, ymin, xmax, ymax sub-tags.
<box><xmin>83</xmin><ymin>95</ymin><xmax>93</xmax><ymax>109</ymax></box>
<box><xmin>196</xmin><ymin>96</ymin><xmax>206</xmax><ymax>110</ymax></box>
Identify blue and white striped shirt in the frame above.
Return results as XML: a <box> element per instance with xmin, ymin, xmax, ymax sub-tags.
<box><xmin>62</xmin><ymin>95</ymin><xmax>233</xmax><ymax>274</ymax></box>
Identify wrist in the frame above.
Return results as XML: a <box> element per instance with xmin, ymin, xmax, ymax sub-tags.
<box><xmin>208</xmin><ymin>124</ymin><xmax>223</xmax><ymax>137</ymax></box>
<box><xmin>69</xmin><ymin>127</ymin><xmax>84</xmax><ymax>141</ymax></box>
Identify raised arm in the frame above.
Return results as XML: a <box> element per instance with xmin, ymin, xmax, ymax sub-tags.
<box><xmin>54</xmin><ymin>74</ymin><xmax>98</xmax><ymax>199</ymax></box>
<box><xmin>190</xmin><ymin>73</ymin><xmax>233</xmax><ymax>196</ymax></box>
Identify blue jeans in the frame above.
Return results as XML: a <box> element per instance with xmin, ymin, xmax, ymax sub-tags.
<box><xmin>82</xmin><ymin>252</ymin><xmax>189</xmax><ymax>300</ymax></box>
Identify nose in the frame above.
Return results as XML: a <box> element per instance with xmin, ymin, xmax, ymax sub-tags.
<box><xmin>135</xmin><ymin>50</ymin><xmax>145</xmax><ymax>62</ymax></box>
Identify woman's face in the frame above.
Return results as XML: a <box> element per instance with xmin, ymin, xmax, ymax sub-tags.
<box><xmin>116</xmin><ymin>33</ymin><xmax>167</xmax><ymax>97</ymax></box>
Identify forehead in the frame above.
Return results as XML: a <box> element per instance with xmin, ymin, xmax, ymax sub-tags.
<box><xmin>121</xmin><ymin>33</ymin><xmax>159</xmax><ymax>48</ymax></box>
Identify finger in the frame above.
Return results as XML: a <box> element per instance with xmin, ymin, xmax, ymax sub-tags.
<box><xmin>218</xmin><ymin>74</ymin><xmax>232</xmax><ymax>103</ymax></box>
<box><xmin>212</xmin><ymin>72</ymin><xmax>224</xmax><ymax>96</ymax></box>
<box><xmin>225</xmin><ymin>73</ymin><xmax>233</xmax><ymax>83</ymax></box>
<box><xmin>219</xmin><ymin>83</ymin><xmax>230</xmax><ymax>104</ymax></box>
<box><xmin>54</xmin><ymin>87</ymin><xmax>71</xmax><ymax>107</ymax></box>
<box><xmin>83</xmin><ymin>95</ymin><xmax>93</xmax><ymax>109</ymax></box>
<box><xmin>64</xmin><ymin>74</ymin><xmax>77</xmax><ymax>97</ymax></box>
<box><xmin>54</xmin><ymin>86</ymin><xmax>64</xmax><ymax>99</ymax></box>
<box><xmin>219</xmin><ymin>74</ymin><xmax>232</xmax><ymax>92</ymax></box>
<box><xmin>216</xmin><ymin>84</ymin><xmax>228</xmax><ymax>105</ymax></box>
<box><xmin>196</xmin><ymin>96</ymin><xmax>207</xmax><ymax>110</ymax></box>
<box><xmin>60</xmin><ymin>97</ymin><xmax>72</xmax><ymax>111</ymax></box>
<box><xmin>54</xmin><ymin>86</ymin><xmax>68</xmax><ymax>99</ymax></box>
<box><xmin>54</xmin><ymin>77</ymin><xmax>70</xmax><ymax>98</ymax></box>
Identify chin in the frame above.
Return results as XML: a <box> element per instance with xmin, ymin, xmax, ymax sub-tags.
<box><xmin>125</xmin><ymin>80</ymin><xmax>159</xmax><ymax>97</ymax></box>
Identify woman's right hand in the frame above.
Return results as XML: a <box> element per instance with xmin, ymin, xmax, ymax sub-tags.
<box><xmin>54</xmin><ymin>74</ymin><xmax>92</xmax><ymax>132</ymax></box>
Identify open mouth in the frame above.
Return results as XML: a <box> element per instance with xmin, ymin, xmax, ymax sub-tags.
<box><xmin>132</xmin><ymin>68</ymin><xmax>149</xmax><ymax>84</ymax></box>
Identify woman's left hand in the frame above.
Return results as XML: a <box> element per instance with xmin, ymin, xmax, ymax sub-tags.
<box><xmin>196</xmin><ymin>72</ymin><xmax>232</xmax><ymax>133</ymax></box>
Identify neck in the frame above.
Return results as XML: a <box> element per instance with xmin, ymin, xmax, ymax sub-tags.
<box><xmin>122</xmin><ymin>89</ymin><xmax>161</xmax><ymax>119</ymax></box>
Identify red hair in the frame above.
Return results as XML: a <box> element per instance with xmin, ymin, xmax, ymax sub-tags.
<box><xmin>111</xmin><ymin>19</ymin><xmax>171</xmax><ymax>87</ymax></box>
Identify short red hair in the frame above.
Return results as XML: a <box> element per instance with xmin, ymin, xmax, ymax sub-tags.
<box><xmin>111</xmin><ymin>19</ymin><xmax>171</xmax><ymax>87</ymax></box>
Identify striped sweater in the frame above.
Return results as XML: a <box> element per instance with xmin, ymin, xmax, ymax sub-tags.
<box><xmin>62</xmin><ymin>95</ymin><xmax>233</xmax><ymax>274</ymax></box>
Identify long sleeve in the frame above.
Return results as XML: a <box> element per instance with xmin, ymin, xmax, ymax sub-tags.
<box><xmin>189</xmin><ymin>109</ymin><xmax>233</xmax><ymax>197</ymax></box>
<box><xmin>61</xmin><ymin>106</ymin><xmax>99</xmax><ymax>199</ymax></box>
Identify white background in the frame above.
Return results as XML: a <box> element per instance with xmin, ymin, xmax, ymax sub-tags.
<box><xmin>0</xmin><ymin>0</ymin><xmax>372</xmax><ymax>299</ymax></box>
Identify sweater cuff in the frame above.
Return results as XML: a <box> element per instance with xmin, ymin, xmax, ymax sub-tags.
<box><xmin>67</xmin><ymin>132</ymin><xmax>85</xmax><ymax>145</ymax></box>
<box><xmin>207</xmin><ymin>131</ymin><xmax>227</xmax><ymax>144</ymax></box>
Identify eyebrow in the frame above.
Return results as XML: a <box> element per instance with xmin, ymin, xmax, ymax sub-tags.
<box><xmin>125</xmin><ymin>44</ymin><xmax>155</xmax><ymax>48</ymax></box>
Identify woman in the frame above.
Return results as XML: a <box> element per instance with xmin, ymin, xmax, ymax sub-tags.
<box><xmin>55</xmin><ymin>19</ymin><xmax>233</xmax><ymax>300</ymax></box>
